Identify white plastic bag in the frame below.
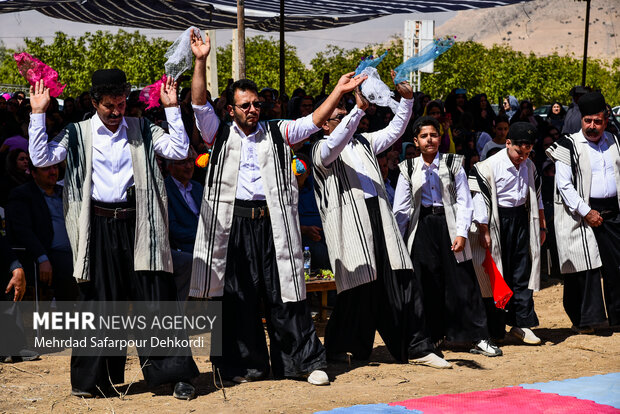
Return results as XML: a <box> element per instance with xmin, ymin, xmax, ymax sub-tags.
<box><xmin>164</xmin><ymin>27</ymin><xmax>199</xmax><ymax>80</ymax></box>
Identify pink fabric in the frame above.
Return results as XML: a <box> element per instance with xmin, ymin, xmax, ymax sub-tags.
<box><xmin>139</xmin><ymin>75</ymin><xmax>166</xmax><ymax>110</ymax></box>
<box><xmin>13</xmin><ymin>52</ymin><xmax>66</xmax><ymax>97</ymax></box>
<box><xmin>390</xmin><ymin>386</ymin><xmax>620</xmax><ymax>414</ymax></box>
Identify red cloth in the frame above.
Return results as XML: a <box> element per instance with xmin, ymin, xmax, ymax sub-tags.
<box><xmin>482</xmin><ymin>249</ymin><xmax>512</xmax><ymax>309</ymax></box>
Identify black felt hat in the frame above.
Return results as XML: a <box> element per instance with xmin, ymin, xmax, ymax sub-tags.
<box><xmin>91</xmin><ymin>69</ymin><xmax>127</xmax><ymax>87</ymax></box>
<box><xmin>508</xmin><ymin>122</ymin><xmax>537</xmax><ymax>145</ymax></box>
<box><xmin>577</xmin><ymin>92</ymin><xmax>606</xmax><ymax>117</ymax></box>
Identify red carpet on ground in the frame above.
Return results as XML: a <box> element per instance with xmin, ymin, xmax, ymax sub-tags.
<box><xmin>390</xmin><ymin>386</ymin><xmax>619</xmax><ymax>414</ymax></box>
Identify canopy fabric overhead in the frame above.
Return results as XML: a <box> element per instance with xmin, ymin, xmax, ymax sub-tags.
<box><xmin>0</xmin><ymin>0</ymin><xmax>531</xmax><ymax>32</ymax></box>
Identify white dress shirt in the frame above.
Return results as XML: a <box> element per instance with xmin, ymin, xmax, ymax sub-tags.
<box><xmin>393</xmin><ymin>153</ymin><xmax>473</xmax><ymax>238</ymax></box>
<box><xmin>29</xmin><ymin>107</ymin><xmax>189</xmax><ymax>203</ymax></box>
<box><xmin>320</xmin><ymin>98</ymin><xmax>414</xmax><ymax>199</ymax></box>
<box><xmin>473</xmin><ymin>148</ymin><xmax>543</xmax><ymax>224</ymax></box>
<box><xmin>555</xmin><ymin>132</ymin><xmax>617</xmax><ymax>217</ymax></box>
<box><xmin>192</xmin><ymin>102</ymin><xmax>320</xmax><ymax>200</ymax></box>
<box><xmin>171</xmin><ymin>176</ymin><xmax>200</xmax><ymax>216</ymax></box>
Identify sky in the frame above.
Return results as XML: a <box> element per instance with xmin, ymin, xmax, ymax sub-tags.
<box><xmin>0</xmin><ymin>10</ymin><xmax>456</xmax><ymax>65</ymax></box>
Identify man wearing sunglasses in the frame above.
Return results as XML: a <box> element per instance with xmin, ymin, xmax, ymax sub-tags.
<box><xmin>546</xmin><ymin>91</ymin><xmax>620</xmax><ymax>334</ymax></box>
<box><xmin>310</xmin><ymin>72</ymin><xmax>451</xmax><ymax>369</ymax></box>
<box><xmin>187</xmin><ymin>31</ymin><xmax>366</xmax><ymax>386</ymax></box>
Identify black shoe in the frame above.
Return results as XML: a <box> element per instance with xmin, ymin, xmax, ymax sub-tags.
<box><xmin>3</xmin><ymin>349</ymin><xmax>40</xmax><ymax>363</ymax></box>
<box><xmin>71</xmin><ymin>388</ymin><xmax>95</xmax><ymax>398</ymax></box>
<box><xmin>173</xmin><ymin>381</ymin><xmax>195</xmax><ymax>400</ymax></box>
<box><xmin>71</xmin><ymin>384</ymin><xmax>113</xmax><ymax>398</ymax></box>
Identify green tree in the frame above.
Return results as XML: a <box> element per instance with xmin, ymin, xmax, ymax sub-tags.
<box><xmin>216</xmin><ymin>36</ymin><xmax>308</xmax><ymax>97</ymax></box>
<box><xmin>420</xmin><ymin>40</ymin><xmax>619</xmax><ymax>106</ymax></box>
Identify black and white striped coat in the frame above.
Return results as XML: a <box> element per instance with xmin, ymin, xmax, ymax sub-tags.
<box><xmin>468</xmin><ymin>152</ymin><xmax>541</xmax><ymax>297</ymax></box>
<box><xmin>311</xmin><ymin>134</ymin><xmax>412</xmax><ymax>294</ymax></box>
<box><xmin>189</xmin><ymin>121</ymin><xmax>306</xmax><ymax>303</ymax></box>
<box><xmin>545</xmin><ymin>131</ymin><xmax>620</xmax><ymax>273</ymax></box>
<box><xmin>397</xmin><ymin>153</ymin><xmax>472</xmax><ymax>262</ymax></box>
<box><xmin>58</xmin><ymin>117</ymin><xmax>173</xmax><ymax>281</ymax></box>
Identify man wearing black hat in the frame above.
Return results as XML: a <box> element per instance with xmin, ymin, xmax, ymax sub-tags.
<box><xmin>469</xmin><ymin>122</ymin><xmax>547</xmax><ymax>345</ymax></box>
<box><xmin>28</xmin><ymin>71</ymin><xmax>199</xmax><ymax>399</ymax></box>
<box><xmin>546</xmin><ymin>91</ymin><xmax>620</xmax><ymax>332</ymax></box>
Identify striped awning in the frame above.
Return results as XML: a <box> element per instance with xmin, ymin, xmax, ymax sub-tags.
<box><xmin>0</xmin><ymin>0</ymin><xmax>531</xmax><ymax>32</ymax></box>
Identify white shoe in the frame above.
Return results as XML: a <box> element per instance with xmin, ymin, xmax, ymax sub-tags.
<box><xmin>470</xmin><ymin>339</ymin><xmax>503</xmax><ymax>357</ymax></box>
<box><xmin>510</xmin><ymin>327</ymin><xmax>541</xmax><ymax>345</ymax></box>
<box><xmin>307</xmin><ymin>370</ymin><xmax>329</xmax><ymax>385</ymax></box>
<box><xmin>409</xmin><ymin>353</ymin><xmax>452</xmax><ymax>369</ymax></box>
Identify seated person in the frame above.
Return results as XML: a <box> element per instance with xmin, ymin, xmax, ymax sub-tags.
<box><xmin>296</xmin><ymin>153</ymin><xmax>331</xmax><ymax>271</ymax></box>
<box><xmin>164</xmin><ymin>150</ymin><xmax>203</xmax><ymax>301</ymax></box>
<box><xmin>6</xmin><ymin>161</ymin><xmax>78</xmax><ymax>302</ymax></box>
<box><xmin>165</xmin><ymin>148</ymin><xmax>203</xmax><ymax>253</ymax></box>
<box><xmin>0</xmin><ymin>233</ymin><xmax>39</xmax><ymax>363</ymax></box>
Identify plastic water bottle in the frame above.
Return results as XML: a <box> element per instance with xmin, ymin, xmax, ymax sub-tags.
<box><xmin>303</xmin><ymin>247</ymin><xmax>311</xmax><ymax>277</ymax></box>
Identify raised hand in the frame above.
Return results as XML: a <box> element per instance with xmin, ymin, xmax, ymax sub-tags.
<box><xmin>354</xmin><ymin>86</ymin><xmax>369</xmax><ymax>111</ymax></box>
<box><xmin>335</xmin><ymin>72</ymin><xmax>367</xmax><ymax>95</ymax></box>
<box><xmin>160</xmin><ymin>75</ymin><xmax>179</xmax><ymax>108</ymax></box>
<box><xmin>30</xmin><ymin>80</ymin><xmax>51</xmax><ymax>114</ymax></box>
<box><xmin>391</xmin><ymin>70</ymin><xmax>413</xmax><ymax>100</ymax></box>
<box><xmin>190</xmin><ymin>28</ymin><xmax>210</xmax><ymax>60</ymax></box>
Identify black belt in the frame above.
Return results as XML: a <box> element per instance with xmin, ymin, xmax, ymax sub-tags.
<box><xmin>92</xmin><ymin>200</ymin><xmax>136</xmax><ymax>219</ymax></box>
<box><xmin>233</xmin><ymin>204</ymin><xmax>269</xmax><ymax>219</ymax></box>
<box><xmin>93</xmin><ymin>205</ymin><xmax>136</xmax><ymax>219</ymax></box>
<box><xmin>420</xmin><ymin>205</ymin><xmax>445</xmax><ymax>216</ymax></box>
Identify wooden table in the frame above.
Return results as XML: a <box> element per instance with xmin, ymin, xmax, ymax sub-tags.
<box><xmin>305</xmin><ymin>279</ymin><xmax>336</xmax><ymax>321</ymax></box>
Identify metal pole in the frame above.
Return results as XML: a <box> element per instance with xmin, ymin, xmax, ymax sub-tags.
<box><xmin>581</xmin><ymin>0</ymin><xmax>591</xmax><ymax>86</ymax></box>
<box><xmin>279</xmin><ymin>0</ymin><xmax>285</xmax><ymax>96</ymax></box>
<box><xmin>237</xmin><ymin>0</ymin><xmax>246</xmax><ymax>79</ymax></box>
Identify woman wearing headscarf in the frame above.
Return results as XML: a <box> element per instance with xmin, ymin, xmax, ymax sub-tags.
<box><xmin>424</xmin><ymin>101</ymin><xmax>455</xmax><ymax>153</ymax></box>
<box><xmin>0</xmin><ymin>148</ymin><xmax>31</xmax><ymax>207</ymax></box>
<box><xmin>469</xmin><ymin>94</ymin><xmax>496</xmax><ymax>135</ymax></box>
<box><xmin>545</xmin><ymin>101</ymin><xmax>566</xmax><ymax>131</ymax></box>
<box><xmin>400</xmin><ymin>142</ymin><xmax>417</xmax><ymax>161</ymax></box>
<box><xmin>444</xmin><ymin>88</ymin><xmax>468</xmax><ymax>126</ymax></box>
<box><xmin>503</xmin><ymin>95</ymin><xmax>519</xmax><ymax>119</ymax></box>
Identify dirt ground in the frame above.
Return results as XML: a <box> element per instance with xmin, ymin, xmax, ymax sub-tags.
<box><xmin>1</xmin><ymin>278</ymin><xmax>619</xmax><ymax>414</ymax></box>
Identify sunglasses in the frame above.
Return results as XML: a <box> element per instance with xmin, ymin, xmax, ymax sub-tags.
<box><xmin>233</xmin><ymin>101</ymin><xmax>264</xmax><ymax>110</ymax></box>
<box><xmin>328</xmin><ymin>114</ymin><xmax>345</xmax><ymax>123</ymax></box>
